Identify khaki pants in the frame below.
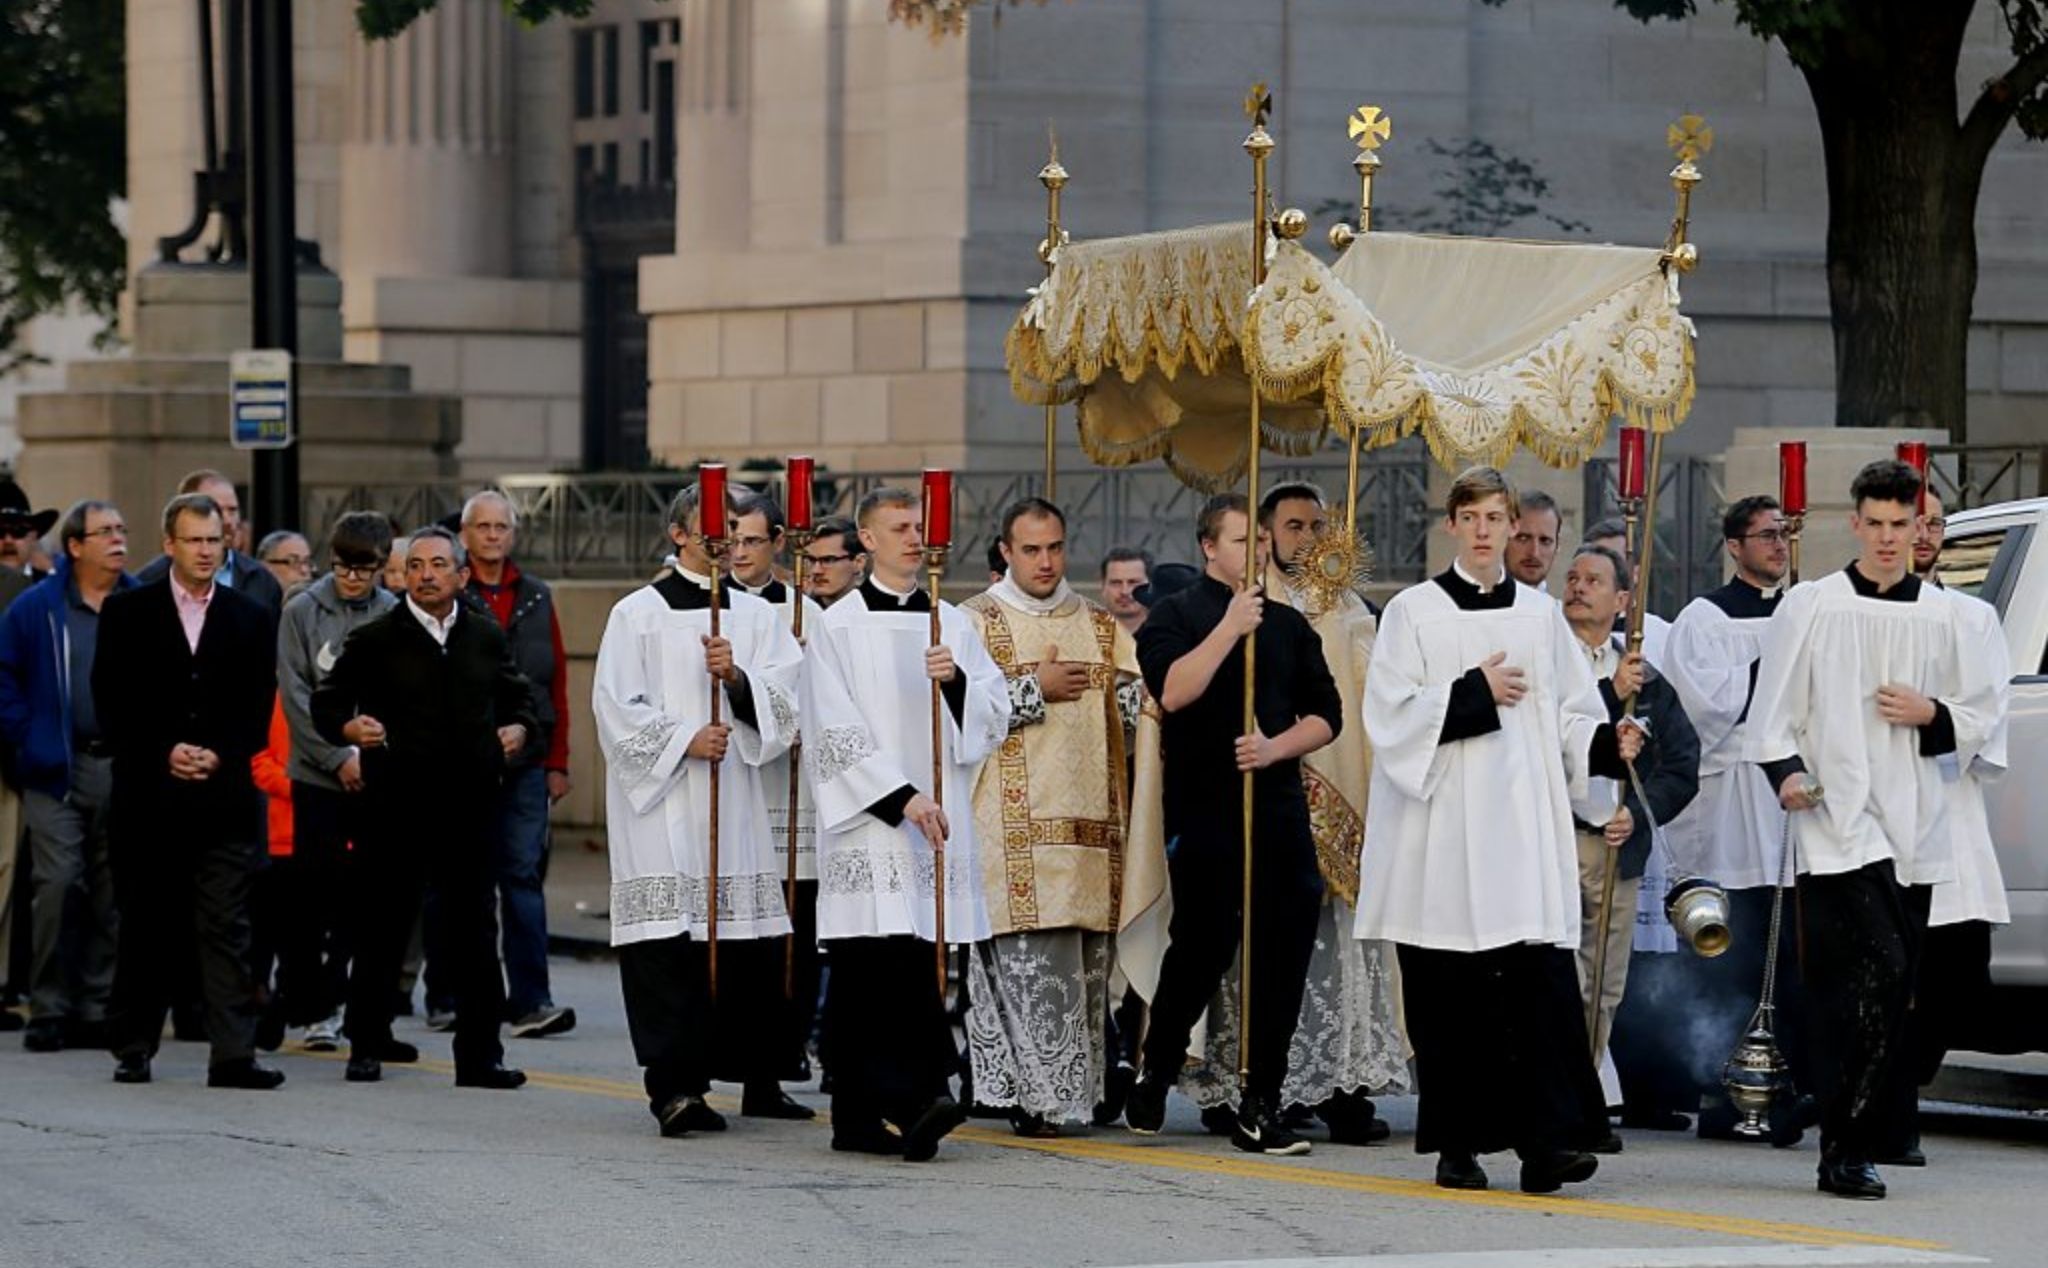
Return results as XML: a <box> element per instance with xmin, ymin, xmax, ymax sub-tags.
<box><xmin>0</xmin><ymin>782</ymin><xmax>17</xmax><ymax>988</ymax></box>
<box><xmin>1575</xmin><ymin>830</ymin><xmax>1640</xmax><ymax>1061</ymax></box>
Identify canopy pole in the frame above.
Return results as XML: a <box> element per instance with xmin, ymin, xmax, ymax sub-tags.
<box><xmin>1038</xmin><ymin>128</ymin><xmax>1069</xmax><ymax>499</ymax></box>
<box><xmin>1237</xmin><ymin>83</ymin><xmax>1276</xmax><ymax>1098</ymax></box>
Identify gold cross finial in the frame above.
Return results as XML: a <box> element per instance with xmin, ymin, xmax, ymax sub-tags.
<box><xmin>1243</xmin><ymin>82</ymin><xmax>1273</xmax><ymax>127</ymax></box>
<box><xmin>1347</xmin><ymin>105</ymin><xmax>1391</xmax><ymax>152</ymax></box>
<box><xmin>1668</xmin><ymin>114</ymin><xmax>1713</xmax><ymax>164</ymax></box>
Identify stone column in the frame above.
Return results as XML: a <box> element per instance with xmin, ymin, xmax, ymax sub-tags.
<box><xmin>674</xmin><ymin>0</ymin><xmax>753</xmax><ymax>251</ymax></box>
<box><xmin>341</xmin><ymin>0</ymin><xmax>515</xmax><ymax>280</ymax></box>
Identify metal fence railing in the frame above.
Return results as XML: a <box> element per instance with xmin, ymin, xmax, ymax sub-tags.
<box><xmin>1928</xmin><ymin>444</ymin><xmax>2048</xmax><ymax>511</ymax></box>
<box><xmin>1582</xmin><ymin>452</ymin><xmax>1727</xmax><ymax>619</ymax></box>
<box><xmin>301</xmin><ymin>440</ymin><xmax>1440</xmax><ymax>584</ymax></box>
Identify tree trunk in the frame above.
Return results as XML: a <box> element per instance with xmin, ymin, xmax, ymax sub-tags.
<box><xmin>1802</xmin><ymin>4</ymin><xmax>1983</xmax><ymax>440</ymax></box>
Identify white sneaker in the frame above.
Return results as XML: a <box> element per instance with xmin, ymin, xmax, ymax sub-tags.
<box><xmin>302</xmin><ymin>1012</ymin><xmax>344</xmax><ymax>1053</ymax></box>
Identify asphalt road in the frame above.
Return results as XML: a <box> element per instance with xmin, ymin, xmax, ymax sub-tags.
<box><xmin>3</xmin><ymin>954</ymin><xmax>2043</xmax><ymax>1268</ymax></box>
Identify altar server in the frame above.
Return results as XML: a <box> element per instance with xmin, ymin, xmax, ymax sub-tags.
<box><xmin>806</xmin><ymin>487</ymin><xmax>1010</xmax><ymax>1161</ymax></box>
<box><xmin>1356</xmin><ymin>465</ymin><xmax>1638</xmax><ymax>1195</ymax></box>
<box><xmin>593</xmin><ymin>482</ymin><xmax>806</xmax><ymax>1136</ymax></box>
<box><xmin>1747</xmin><ymin>459</ymin><xmax>2003</xmax><ymax>1200</ymax></box>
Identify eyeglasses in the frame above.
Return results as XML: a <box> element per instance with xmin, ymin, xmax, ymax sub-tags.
<box><xmin>0</xmin><ymin>524</ymin><xmax>33</xmax><ymax>540</ymax></box>
<box><xmin>81</xmin><ymin>525</ymin><xmax>128</xmax><ymax>540</ymax></box>
<box><xmin>731</xmin><ymin>534</ymin><xmax>774</xmax><ymax>551</ymax></box>
<box><xmin>1739</xmin><ymin>530</ymin><xmax>1790</xmax><ymax>545</ymax></box>
<box><xmin>331</xmin><ymin>561</ymin><xmax>380</xmax><ymax>580</ymax></box>
<box><xmin>1923</xmin><ymin>518</ymin><xmax>1947</xmax><ymax>531</ymax></box>
<box><xmin>804</xmin><ymin>553</ymin><xmax>858</xmax><ymax>566</ymax></box>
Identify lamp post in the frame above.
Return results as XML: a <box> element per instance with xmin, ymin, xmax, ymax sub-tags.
<box><xmin>247</xmin><ymin>0</ymin><xmax>300</xmax><ymax>541</ymax></box>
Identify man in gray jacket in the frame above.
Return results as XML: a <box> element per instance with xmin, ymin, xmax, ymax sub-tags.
<box><xmin>277</xmin><ymin>511</ymin><xmax>399</xmax><ymax>1050</ymax></box>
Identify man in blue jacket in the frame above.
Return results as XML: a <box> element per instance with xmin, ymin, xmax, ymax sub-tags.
<box><xmin>0</xmin><ymin>500</ymin><xmax>134</xmax><ymax>1052</ymax></box>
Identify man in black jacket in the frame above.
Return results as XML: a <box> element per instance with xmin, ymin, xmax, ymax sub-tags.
<box><xmin>313</xmin><ymin>527</ymin><xmax>537</xmax><ymax>1088</ymax></box>
<box><xmin>1125</xmin><ymin>493</ymin><xmax>1344</xmax><ymax>1157</ymax></box>
<box><xmin>1561</xmin><ymin>543</ymin><xmax>1700</xmax><ymax>1120</ymax></box>
<box><xmin>95</xmin><ymin>493</ymin><xmax>281</xmax><ymax>1088</ymax></box>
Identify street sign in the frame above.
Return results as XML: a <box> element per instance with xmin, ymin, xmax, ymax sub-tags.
<box><xmin>229</xmin><ymin>348</ymin><xmax>293</xmax><ymax>450</ymax></box>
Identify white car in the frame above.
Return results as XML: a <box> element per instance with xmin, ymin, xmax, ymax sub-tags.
<box><xmin>1936</xmin><ymin>498</ymin><xmax>2048</xmax><ymax>1051</ymax></box>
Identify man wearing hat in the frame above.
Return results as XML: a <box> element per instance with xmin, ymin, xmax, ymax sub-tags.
<box><xmin>0</xmin><ymin>477</ymin><xmax>59</xmax><ymax>1031</ymax></box>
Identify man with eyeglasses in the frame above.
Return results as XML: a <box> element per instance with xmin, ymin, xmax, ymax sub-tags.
<box><xmin>96</xmin><ymin>493</ymin><xmax>282</xmax><ymax>1089</ymax></box>
<box><xmin>276</xmin><ymin>512</ymin><xmax>400</xmax><ymax>1053</ymax></box>
<box><xmin>135</xmin><ymin>470</ymin><xmax>284</xmax><ymax>618</ymax></box>
<box><xmin>257</xmin><ymin>530</ymin><xmax>314</xmax><ymax>594</ymax></box>
<box><xmin>1658</xmin><ymin>494</ymin><xmax>1811</xmax><ymax>1141</ymax></box>
<box><xmin>446</xmin><ymin>491</ymin><xmax>576</xmax><ymax>1040</ymax></box>
<box><xmin>0</xmin><ymin>500</ymin><xmax>135</xmax><ymax>1048</ymax></box>
<box><xmin>1912</xmin><ymin>486</ymin><xmax>1947</xmax><ymax>582</ymax></box>
<box><xmin>800</xmin><ymin>516</ymin><xmax>867</xmax><ymax>608</ymax></box>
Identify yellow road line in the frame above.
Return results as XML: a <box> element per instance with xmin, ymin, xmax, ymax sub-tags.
<box><xmin>289</xmin><ymin>1049</ymin><xmax>1945</xmax><ymax>1253</ymax></box>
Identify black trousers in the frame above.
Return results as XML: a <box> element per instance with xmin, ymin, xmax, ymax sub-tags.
<box><xmin>277</xmin><ymin>782</ymin><xmax>361</xmax><ymax>1026</ymax></box>
<box><xmin>821</xmin><ymin>935</ymin><xmax>954</xmax><ymax>1133</ymax></box>
<box><xmin>1140</xmin><ymin>823</ymin><xmax>1321</xmax><ymax>1105</ymax></box>
<box><xmin>1907</xmin><ymin>918</ymin><xmax>1993</xmax><ymax>1087</ymax></box>
<box><xmin>1796</xmin><ymin>860</ymin><xmax>1930</xmax><ymax>1158</ymax></box>
<box><xmin>345</xmin><ymin>792</ymin><xmax>505</xmax><ymax>1072</ymax></box>
<box><xmin>108</xmin><ymin>806</ymin><xmax>262</xmax><ymax>1066</ymax></box>
<box><xmin>1397</xmin><ymin>942</ymin><xmax>1607</xmax><ymax>1158</ymax></box>
<box><xmin>617</xmin><ymin>933</ymin><xmax>783</xmax><ymax>1111</ymax></box>
<box><xmin>779</xmin><ymin>879</ymin><xmax>822</xmax><ymax>1075</ymax></box>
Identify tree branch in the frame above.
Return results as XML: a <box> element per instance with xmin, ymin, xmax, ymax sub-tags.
<box><xmin>1961</xmin><ymin>38</ymin><xmax>2048</xmax><ymax>166</ymax></box>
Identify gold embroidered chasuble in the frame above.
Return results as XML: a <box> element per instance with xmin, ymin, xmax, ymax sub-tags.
<box><xmin>962</xmin><ymin>592</ymin><xmax>1139</xmax><ymax>937</ymax></box>
<box><xmin>1266</xmin><ymin>563</ymin><xmax>1376</xmax><ymax>906</ymax></box>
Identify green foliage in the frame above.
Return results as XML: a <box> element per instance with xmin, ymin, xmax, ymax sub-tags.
<box><xmin>355</xmin><ymin>0</ymin><xmax>595</xmax><ymax>41</ymax></box>
<box><xmin>0</xmin><ymin>0</ymin><xmax>125</xmax><ymax>374</ymax></box>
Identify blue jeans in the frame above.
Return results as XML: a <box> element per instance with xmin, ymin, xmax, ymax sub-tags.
<box><xmin>425</xmin><ymin>764</ymin><xmax>553</xmax><ymax>1018</ymax></box>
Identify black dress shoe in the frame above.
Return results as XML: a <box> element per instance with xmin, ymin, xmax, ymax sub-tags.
<box><xmin>1318</xmin><ymin>1090</ymin><xmax>1392</xmax><ymax>1146</ymax></box>
<box><xmin>1199</xmin><ymin>1104</ymin><xmax>1238</xmax><ymax>1137</ymax></box>
<box><xmin>831</xmin><ymin>1124</ymin><xmax>904</xmax><ymax>1156</ymax></box>
<box><xmin>23</xmin><ymin>1019</ymin><xmax>63</xmax><ymax>1052</ymax></box>
<box><xmin>454</xmin><ymin>1064</ymin><xmax>528</xmax><ymax>1090</ymax></box>
<box><xmin>345</xmin><ymin>1056</ymin><xmax>382</xmax><ymax>1083</ymax></box>
<box><xmin>1435</xmin><ymin>1151</ymin><xmax>1488</xmax><ymax>1190</ymax></box>
<box><xmin>112</xmin><ymin>1053</ymin><xmax>152</xmax><ymax>1084</ymax></box>
<box><xmin>654</xmin><ymin>1094</ymin><xmax>726</xmax><ymax>1136</ymax></box>
<box><xmin>208</xmin><ymin>1059</ymin><xmax>286</xmax><ymax>1090</ymax></box>
<box><xmin>1093</xmin><ymin>1061</ymin><xmax>1136</xmax><ymax>1127</ymax></box>
<box><xmin>1817</xmin><ymin>1154</ymin><xmax>1886</xmax><ymax>1199</ymax></box>
<box><xmin>1519</xmin><ymin>1150</ymin><xmax>1599</xmax><ymax>1194</ymax></box>
<box><xmin>1589</xmin><ymin>1131</ymin><xmax>1625</xmax><ymax>1155</ymax></box>
<box><xmin>741</xmin><ymin>1086</ymin><xmax>815</xmax><ymax>1120</ymax></box>
<box><xmin>1124</xmin><ymin>1072</ymin><xmax>1168</xmax><ymax>1135</ymax></box>
<box><xmin>1009</xmin><ymin>1109</ymin><xmax>1059</xmax><ymax>1139</ymax></box>
<box><xmin>902</xmin><ymin>1096</ymin><xmax>968</xmax><ymax>1162</ymax></box>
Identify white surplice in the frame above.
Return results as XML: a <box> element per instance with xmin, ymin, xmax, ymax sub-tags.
<box><xmin>1746</xmin><ymin>569</ymin><xmax>2003</xmax><ymax>885</ymax></box>
<box><xmin>805</xmin><ymin>586</ymin><xmax>1011</xmax><ymax>943</ymax></box>
<box><xmin>593</xmin><ymin>576</ymin><xmax>803</xmax><ymax>947</ymax></box>
<box><xmin>1354</xmin><ymin>572</ymin><xmax>1619</xmax><ymax>952</ymax></box>
<box><xmin>739</xmin><ymin>583</ymin><xmax>826</xmax><ymax>884</ymax></box>
<box><xmin>1931</xmin><ymin>588</ymin><xmax>2012</xmax><ymax>927</ymax></box>
<box><xmin>1661</xmin><ymin>586</ymin><xmax>1789</xmax><ymax>890</ymax></box>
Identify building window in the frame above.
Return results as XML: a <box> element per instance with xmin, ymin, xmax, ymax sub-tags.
<box><xmin>575</xmin><ymin>144</ymin><xmax>595</xmax><ymax>179</ymax></box>
<box><xmin>602</xmin><ymin>26</ymin><xmax>621</xmax><ymax>118</ymax></box>
<box><xmin>655</xmin><ymin>60</ymin><xmax>676</xmax><ymax>184</ymax></box>
<box><xmin>602</xmin><ymin>142</ymin><xmax>619</xmax><ymax>187</ymax></box>
<box><xmin>573</xmin><ymin>29</ymin><xmax>595</xmax><ymax>119</ymax></box>
<box><xmin>639</xmin><ymin>22</ymin><xmax>660</xmax><ymax>114</ymax></box>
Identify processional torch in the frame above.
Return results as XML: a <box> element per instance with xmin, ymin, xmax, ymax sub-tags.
<box><xmin>921</xmin><ymin>468</ymin><xmax>953</xmax><ymax>1002</ymax></box>
<box><xmin>782</xmin><ymin>455</ymin><xmax>815</xmax><ymax>999</ymax></box>
<box><xmin>700</xmin><ymin>462</ymin><xmax>729</xmax><ymax>998</ymax></box>
<box><xmin>1719</xmin><ymin>440</ymin><xmax>1819</xmax><ymax>1137</ymax></box>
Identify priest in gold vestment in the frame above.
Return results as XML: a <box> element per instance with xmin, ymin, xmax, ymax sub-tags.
<box><xmin>1178</xmin><ymin>484</ymin><xmax>1409</xmax><ymax>1143</ymax></box>
<box><xmin>963</xmin><ymin>498</ymin><xmax>1142</xmax><ymax>1136</ymax></box>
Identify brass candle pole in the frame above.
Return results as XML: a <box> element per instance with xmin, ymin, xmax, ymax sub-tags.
<box><xmin>925</xmin><ymin>541</ymin><xmax>951</xmax><ymax>1001</ymax></box>
<box><xmin>705</xmin><ymin>535</ymin><xmax>728</xmax><ymax>999</ymax></box>
<box><xmin>782</xmin><ymin>529</ymin><xmax>811</xmax><ymax>999</ymax></box>
<box><xmin>1588</xmin><ymin>450</ymin><xmax>1652</xmax><ymax>1052</ymax></box>
<box><xmin>1039</xmin><ymin>127</ymin><xmax>1069</xmax><ymax>500</ymax></box>
<box><xmin>1237</xmin><ymin>81</ymin><xmax>1276</xmax><ymax>1096</ymax></box>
